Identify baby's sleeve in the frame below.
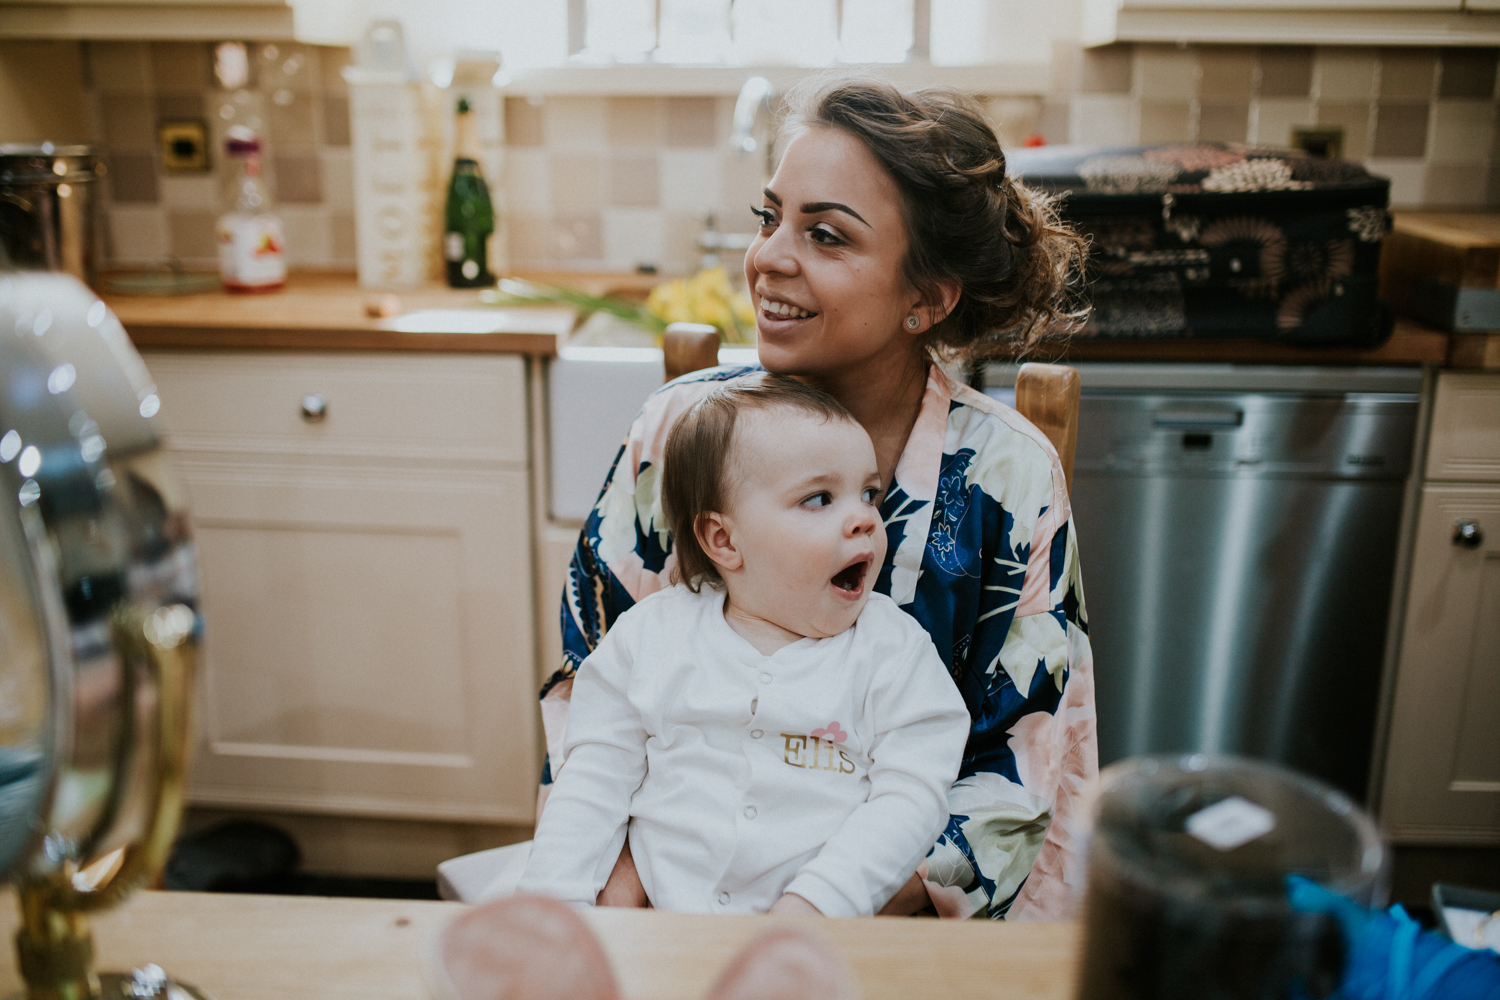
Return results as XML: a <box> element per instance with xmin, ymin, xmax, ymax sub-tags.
<box><xmin>782</xmin><ymin>613</ymin><xmax>971</xmax><ymax>917</ymax></box>
<box><xmin>517</xmin><ymin>619</ymin><xmax>648</xmax><ymax>906</ymax></box>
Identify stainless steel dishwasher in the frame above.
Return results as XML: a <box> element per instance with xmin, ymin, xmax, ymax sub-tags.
<box><xmin>987</xmin><ymin>365</ymin><xmax>1421</xmax><ymax>801</ymax></box>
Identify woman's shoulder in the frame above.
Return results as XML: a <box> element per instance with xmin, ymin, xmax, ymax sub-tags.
<box><xmin>934</xmin><ymin>370</ymin><xmax>1067</xmax><ymax>514</ymax></box>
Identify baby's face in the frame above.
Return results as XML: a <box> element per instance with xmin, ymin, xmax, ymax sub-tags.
<box><xmin>718</xmin><ymin>408</ymin><xmax>886</xmax><ymax>638</ymax></box>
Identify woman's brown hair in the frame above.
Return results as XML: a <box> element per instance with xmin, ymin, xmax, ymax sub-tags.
<box><xmin>662</xmin><ymin>375</ymin><xmax>856</xmax><ymax>592</ymax></box>
<box><xmin>780</xmin><ymin>78</ymin><xmax>1087</xmax><ymax>356</ymax></box>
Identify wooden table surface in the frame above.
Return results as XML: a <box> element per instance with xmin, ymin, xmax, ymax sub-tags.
<box><xmin>0</xmin><ymin>891</ymin><xmax>1079</xmax><ymax>1000</ymax></box>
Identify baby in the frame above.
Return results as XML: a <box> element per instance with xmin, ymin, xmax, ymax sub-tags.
<box><xmin>517</xmin><ymin>375</ymin><xmax>969</xmax><ymax>917</ymax></box>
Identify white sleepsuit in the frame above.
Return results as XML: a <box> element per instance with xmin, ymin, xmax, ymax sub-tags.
<box><xmin>517</xmin><ymin>584</ymin><xmax>971</xmax><ymax>917</ymax></box>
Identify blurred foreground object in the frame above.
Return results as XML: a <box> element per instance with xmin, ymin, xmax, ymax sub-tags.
<box><xmin>0</xmin><ymin>272</ymin><xmax>205</xmax><ymax>1000</ymax></box>
<box><xmin>1076</xmin><ymin>755</ymin><xmax>1386</xmax><ymax>1000</ymax></box>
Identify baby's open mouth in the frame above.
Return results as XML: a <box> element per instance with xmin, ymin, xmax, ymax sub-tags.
<box><xmin>830</xmin><ymin>557</ymin><xmax>870</xmax><ymax>596</ymax></box>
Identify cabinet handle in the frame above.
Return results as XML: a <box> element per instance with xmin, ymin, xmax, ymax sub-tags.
<box><xmin>301</xmin><ymin>394</ymin><xmax>327</xmax><ymax>421</ymax></box>
<box><xmin>1453</xmin><ymin>520</ymin><xmax>1483</xmax><ymax>549</ymax></box>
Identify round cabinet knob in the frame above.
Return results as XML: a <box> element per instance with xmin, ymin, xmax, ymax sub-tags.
<box><xmin>301</xmin><ymin>394</ymin><xmax>327</xmax><ymax>421</ymax></box>
<box><xmin>1453</xmin><ymin>519</ymin><xmax>1484</xmax><ymax>549</ymax></box>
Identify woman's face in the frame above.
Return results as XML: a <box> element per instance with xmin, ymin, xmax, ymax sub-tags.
<box><xmin>744</xmin><ymin>126</ymin><xmax>919</xmax><ymax>379</ymax></box>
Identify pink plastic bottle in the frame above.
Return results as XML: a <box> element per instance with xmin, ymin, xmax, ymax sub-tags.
<box><xmin>217</xmin><ymin>129</ymin><xmax>286</xmax><ymax>293</ymax></box>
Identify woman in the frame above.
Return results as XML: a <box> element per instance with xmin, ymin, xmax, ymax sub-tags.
<box><xmin>539</xmin><ymin>79</ymin><xmax>1096</xmax><ymax>920</ymax></box>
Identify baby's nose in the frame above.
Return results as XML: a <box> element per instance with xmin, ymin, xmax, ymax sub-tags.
<box><xmin>846</xmin><ymin>505</ymin><xmax>877</xmax><ymax>536</ymax></box>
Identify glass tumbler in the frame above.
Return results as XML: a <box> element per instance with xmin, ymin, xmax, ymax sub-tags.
<box><xmin>1075</xmin><ymin>754</ymin><xmax>1387</xmax><ymax>1000</ymax></box>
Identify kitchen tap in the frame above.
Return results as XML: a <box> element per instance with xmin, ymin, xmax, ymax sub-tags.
<box><xmin>730</xmin><ymin>75</ymin><xmax>775</xmax><ymax>178</ymax></box>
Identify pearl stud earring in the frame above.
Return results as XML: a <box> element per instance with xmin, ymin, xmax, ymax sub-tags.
<box><xmin>905</xmin><ymin>314</ymin><xmax>920</xmax><ymax>330</ymax></box>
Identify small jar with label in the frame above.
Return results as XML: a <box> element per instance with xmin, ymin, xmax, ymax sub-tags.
<box><xmin>217</xmin><ymin>127</ymin><xmax>286</xmax><ymax>293</ymax></box>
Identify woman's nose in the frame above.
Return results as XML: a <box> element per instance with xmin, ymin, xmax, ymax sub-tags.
<box><xmin>749</xmin><ymin>222</ymin><xmax>799</xmax><ymax>277</ymax></box>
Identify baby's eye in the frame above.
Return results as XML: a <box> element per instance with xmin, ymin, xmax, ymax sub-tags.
<box><xmin>751</xmin><ymin>206</ymin><xmax>776</xmax><ymax>228</ymax></box>
<box><xmin>862</xmin><ymin>487</ymin><xmax>880</xmax><ymax>504</ymax></box>
<box><xmin>801</xmin><ymin>491</ymin><xmax>832</xmax><ymax>509</ymax></box>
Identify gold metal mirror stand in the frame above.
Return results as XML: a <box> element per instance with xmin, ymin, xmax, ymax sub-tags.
<box><xmin>11</xmin><ymin>604</ymin><xmax>205</xmax><ymax>1000</ymax></box>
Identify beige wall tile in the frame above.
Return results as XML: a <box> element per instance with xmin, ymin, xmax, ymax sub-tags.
<box><xmin>1424</xmin><ymin>163</ymin><xmax>1489</xmax><ymax>206</ymax></box>
<box><xmin>608</xmin><ymin>152</ymin><xmax>659</xmax><ymax>207</ymax></box>
<box><xmin>108</xmin><ymin>206</ymin><xmax>170</xmax><ymax>261</ymax></box>
<box><xmin>278</xmin><ymin>206</ymin><xmax>331</xmax><ymax>265</ymax></box>
<box><xmin>273</xmin><ymin>151</ymin><xmax>323</xmax><ymax>203</ymax></box>
<box><xmin>150</xmin><ymin>42</ymin><xmax>210</xmax><ymax>93</ymax></box>
<box><xmin>505</xmin><ymin>98</ymin><xmax>545</xmax><ymax>147</ymax></box>
<box><xmin>659</xmin><ymin>149</ymin><xmax>722</xmax><ymax>214</ymax></box>
<box><xmin>1070</xmin><ymin>94</ymin><xmax>1136</xmax><ymax>144</ymax></box>
<box><xmin>1365</xmin><ymin>158</ymin><xmax>1427</xmax><ymax>207</ymax></box>
<box><xmin>1428</xmin><ymin>100</ymin><xmax>1495</xmax><ymax>164</ymax></box>
<box><xmin>330</xmin><ymin>211</ymin><xmax>356</xmax><ymax>262</ymax></box>
<box><xmin>665</xmin><ymin>97</ymin><xmax>718</xmax><ymax>148</ymax></box>
<box><xmin>602</xmin><ymin>207</ymin><xmax>663</xmax><ymax>269</ymax></box>
<box><xmin>1252</xmin><ymin>98</ymin><xmax>1314</xmax><ymax>146</ymax></box>
<box><xmin>1258</xmin><ymin>46</ymin><xmax>1314</xmax><ymax>98</ymax></box>
<box><xmin>502</xmin><ymin>149</ymin><xmax>551</xmax><ymax>217</ymax></box>
<box><xmin>318</xmin><ymin>148</ymin><xmax>352</xmax><ymax>209</ymax></box>
<box><xmin>546</xmin><ymin>98</ymin><xmax>609</xmax><ymax>150</ymax></box>
<box><xmin>1379</xmin><ymin>49</ymin><xmax>1436</xmax><ymax>101</ymax></box>
<box><xmin>0</xmin><ymin>41</ymin><xmax>89</xmax><ymax>144</ymax></box>
<box><xmin>662</xmin><ymin>210</ymin><xmax>705</xmax><ymax>275</ymax></box>
<box><xmin>89</xmin><ymin>42</ymin><xmax>152</xmax><ymax>93</ymax></box>
<box><xmin>100</xmin><ymin>93</ymin><xmax>155</xmax><ymax>150</ymax></box>
<box><xmin>159</xmin><ymin>174</ymin><xmax>218</xmax><ymax>210</ymax></box>
<box><xmin>984</xmin><ymin>96</ymin><xmax>1042</xmax><ymax>149</ymax></box>
<box><xmin>1316</xmin><ymin>48</ymin><xmax>1377</xmax><ymax>102</ymax></box>
<box><xmin>1036</xmin><ymin>100</ymin><xmax>1070</xmax><ymax>145</ymax></box>
<box><xmin>1139</xmin><ymin>100</ymin><xmax>1191</xmax><ymax>143</ymax></box>
<box><xmin>1439</xmin><ymin>48</ymin><xmax>1498</xmax><ymax>99</ymax></box>
<box><xmin>549</xmin><ymin>153</ymin><xmax>601</xmax><ymax>214</ymax></box>
<box><xmin>507</xmin><ymin>214</ymin><xmax>556</xmax><ymax>264</ymax></box>
<box><xmin>1198</xmin><ymin>102</ymin><xmax>1250</xmax><ymax>143</ymax></box>
<box><xmin>607</xmin><ymin>97</ymin><xmax>663</xmax><ymax>146</ymax></box>
<box><xmin>268</xmin><ymin>91</ymin><xmax>317</xmax><ymax>146</ymax></box>
<box><xmin>260</xmin><ymin>43</ymin><xmax>317</xmax><ymax>92</ymax></box>
<box><xmin>555</xmin><ymin>214</ymin><xmax>603</xmax><ymax>261</ymax></box>
<box><xmin>1081</xmin><ymin>45</ymin><xmax>1133</xmax><ymax>94</ymax></box>
<box><xmin>1137</xmin><ymin>45</ymin><xmax>1197</xmax><ymax>100</ymax></box>
<box><xmin>1313</xmin><ymin>102</ymin><xmax>1371</xmax><ymax>160</ymax></box>
<box><xmin>1050</xmin><ymin>42</ymin><xmax>1081</xmax><ymax>96</ymax></box>
<box><xmin>719</xmin><ymin>150</ymin><xmax>765</xmax><ymax>223</ymax></box>
<box><xmin>106</xmin><ymin>152</ymin><xmax>158</xmax><ymax>203</ymax></box>
<box><xmin>1372</xmin><ymin>102</ymin><xmax>1429</xmax><ymax>158</ymax></box>
<box><xmin>155</xmin><ymin>93</ymin><xmax>204</xmax><ymax>122</ymax></box>
<box><xmin>323</xmin><ymin>94</ymin><xmax>350</xmax><ymax>146</ymax></box>
<box><xmin>319</xmin><ymin>47</ymin><xmax>350</xmax><ymax>95</ymax></box>
<box><xmin>167</xmin><ymin>209</ymin><xmax>217</xmax><ymax>258</ymax></box>
<box><xmin>1199</xmin><ymin>47</ymin><xmax>1255</xmax><ymax>100</ymax></box>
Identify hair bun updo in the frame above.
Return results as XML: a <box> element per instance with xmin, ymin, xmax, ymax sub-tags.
<box><xmin>780</xmin><ymin>79</ymin><xmax>1088</xmax><ymax>358</ymax></box>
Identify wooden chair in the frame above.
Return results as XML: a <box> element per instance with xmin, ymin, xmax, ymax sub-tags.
<box><xmin>1014</xmin><ymin>362</ymin><xmax>1081</xmax><ymax>495</ymax></box>
<box><xmin>435</xmin><ymin>360</ymin><xmax>1081</xmax><ymax>903</ymax></box>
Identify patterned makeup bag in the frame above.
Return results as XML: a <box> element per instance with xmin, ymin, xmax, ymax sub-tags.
<box><xmin>1009</xmin><ymin>143</ymin><xmax>1393</xmax><ymax>346</ymax></box>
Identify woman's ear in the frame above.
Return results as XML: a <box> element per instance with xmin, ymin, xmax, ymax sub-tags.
<box><xmin>908</xmin><ymin>280</ymin><xmax>962</xmax><ymax>334</ymax></box>
<box><xmin>696</xmin><ymin>511</ymin><xmax>743</xmax><ymax>574</ymax></box>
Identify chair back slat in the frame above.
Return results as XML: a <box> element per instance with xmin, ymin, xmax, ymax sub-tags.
<box><xmin>1014</xmin><ymin>362</ymin><xmax>1081</xmax><ymax>495</ymax></box>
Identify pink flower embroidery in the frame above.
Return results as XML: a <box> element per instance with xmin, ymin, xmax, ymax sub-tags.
<box><xmin>809</xmin><ymin>722</ymin><xmax>847</xmax><ymax>744</ymax></box>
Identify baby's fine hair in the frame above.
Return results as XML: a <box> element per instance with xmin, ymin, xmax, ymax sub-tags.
<box><xmin>662</xmin><ymin>374</ymin><xmax>855</xmax><ymax>593</ymax></box>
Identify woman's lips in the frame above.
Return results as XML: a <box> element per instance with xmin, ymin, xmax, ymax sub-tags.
<box><xmin>758</xmin><ymin>295</ymin><xmax>818</xmax><ymax>326</ymax></box>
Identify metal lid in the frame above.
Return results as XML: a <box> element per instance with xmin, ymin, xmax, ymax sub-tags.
<box><xmin>0</xmin><ymin>145</ymin><xmax>100</xmax><ymax>185</ymax></box>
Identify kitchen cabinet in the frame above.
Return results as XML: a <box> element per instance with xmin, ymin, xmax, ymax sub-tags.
<box><xmin>0</xmin><ymin>0</ymin><xmax>295</xmax><ymax>41</ymax></box>
<box><xmin>1082</xmin><ymin>0</ymin><xmax>1500</xmax><ymax>46</ymax></box>
<box><xmin>1380</xmin><ymin>371</ymin><xmax>1500</xmax><ymax>845</ymax></box>
<box><xmin>142</xmin><ymin>350</ymin><xmax>539</xmax><ymax>825</ymax></box>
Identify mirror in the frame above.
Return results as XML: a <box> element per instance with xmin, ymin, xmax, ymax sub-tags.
<box><xmin>0</xmin><ymin>272</ymin><xmax>204</xmax><ymax>1000</ymax></box>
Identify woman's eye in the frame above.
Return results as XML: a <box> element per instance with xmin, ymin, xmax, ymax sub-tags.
<box><xmin>801</xmin><ymin>492</ymin><xmax>832</xmax><ymax>509</ymax></box>
<box><xmin>751</xmin><ymin>207</ymin><xmax>776</xmax><ymax>227</ymax></box>
<box><xmin>808</xmin><ymin>225</ymin><xmax>842</xmax><ymax>246</ymax></box>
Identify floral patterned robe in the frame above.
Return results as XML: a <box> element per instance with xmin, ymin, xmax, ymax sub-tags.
<box><xmin>540</xmin><ymin>362</ymin><xmax>1098</xmax><ymax>919</ymax></box>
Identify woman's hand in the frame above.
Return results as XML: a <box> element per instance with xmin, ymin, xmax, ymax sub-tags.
<box><xmin>877</xmin><ymin>871</ymin><xmax>932</xmax><ymax>916</ymax></box>
<box><xmin>769</xmin><ymin>893</ymin><xmax>823</xmax><ymax>916</ymax></box>
<box><xmin>595</xmin><ymin>842</ymin><xmax>650</xmax><ymax>908</ymax></box>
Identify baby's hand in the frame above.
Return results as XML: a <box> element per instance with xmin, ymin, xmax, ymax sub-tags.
<box><xmin>768</xmin><ymin>893</ymin><xmax>823</xmax><ymax>917</ymax></box>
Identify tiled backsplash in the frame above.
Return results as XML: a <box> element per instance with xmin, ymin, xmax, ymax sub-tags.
<box><xmin>80</xmin><ymin>41</ymin><xmax>354</xmax><ymax>271</ymax></box>
<box><xmin>39</xmin><ymin>39</ymin><xmax>1499</xmax><ymax>274</ymax></box>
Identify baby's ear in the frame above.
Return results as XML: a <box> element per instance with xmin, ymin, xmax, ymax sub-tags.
<box><xmin>696</xmin><ymin>511</ymin><xmax>743</xmax><ymax>573</ymax></box>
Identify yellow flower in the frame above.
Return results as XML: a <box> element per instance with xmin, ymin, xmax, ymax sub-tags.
<box><xmin>646</xmin><ymin>267</ymin><xmax>758</xmax><ymax>344</ymax></box>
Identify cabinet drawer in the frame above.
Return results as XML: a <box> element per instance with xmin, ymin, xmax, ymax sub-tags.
<box><xmin>141</xmin><ymin>351</ymin><xmax>529</xmax><ymax>466</ymax></box>
<box><xmin>1427</xmin><ymin>371</ymin><xmax>1500</xmax><ymax>483</ymax></box>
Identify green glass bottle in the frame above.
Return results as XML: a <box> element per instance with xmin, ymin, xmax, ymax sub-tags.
<box><xmin>444</xmin><ymin>97</ymin><xmax>495</xmax><ymax>288</ymax></box>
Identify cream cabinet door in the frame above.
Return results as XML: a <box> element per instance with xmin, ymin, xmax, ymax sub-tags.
<box><xmin>1381</xmin><ymin>484</ymin><xmax>1500</xmax><ymax>844</ymax></box>
<box><xmin>144</xmin><ymin>351</ymin><xmax>538</xmax><ymax>824</ymax></box>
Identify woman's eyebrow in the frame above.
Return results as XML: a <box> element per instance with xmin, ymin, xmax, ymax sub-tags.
<box><xmin>801</xmin><ymin>202</ymin><xmax>871</xmax><ymax>227</ymax></box>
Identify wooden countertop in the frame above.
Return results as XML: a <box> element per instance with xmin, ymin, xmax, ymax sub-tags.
<box><xmin>106</xmin><ymin>273</ymin><xmax>1451</xmax><ymax>366</ymax></box>
<box><xmin>0</xmin><ymin>890</ymin><xmax>1079</xmax><ymax>1000</ymax></box>
<box><xmin>104</xmin><ymin>274</ymin><xmax>574</xmax><ymax>355</ymax></box>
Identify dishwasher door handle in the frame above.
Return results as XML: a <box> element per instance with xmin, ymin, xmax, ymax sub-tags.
<box><xmin>1153</xmin><ymin>409</ymin><xmax>1245</xmax><ymax>429</ymax></box>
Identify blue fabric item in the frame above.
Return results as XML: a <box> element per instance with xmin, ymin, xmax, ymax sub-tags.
<box><xmin>1286</xmin><ymin>876</ymin><xmax>1500</xmax><ymax>1000</ymax></box>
